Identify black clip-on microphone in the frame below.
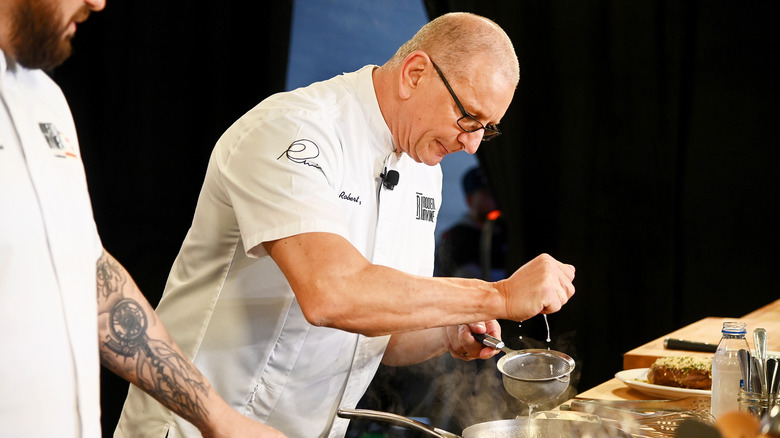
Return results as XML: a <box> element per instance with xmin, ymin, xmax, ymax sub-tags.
<box><xmin>380</xmin><ymin>168</ymin><xmax>400</xmax><ymax>190</ymax></box>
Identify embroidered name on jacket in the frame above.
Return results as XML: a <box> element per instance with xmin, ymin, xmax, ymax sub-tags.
<box><xmin>416</xmin><ymin>192</ymin><xmax>436</xmax><ymax>222</ymax></box>
<box><xmin>339</xmin><ymin>191</ymin><xmax>361</xmax><ymax>205</ymax></box>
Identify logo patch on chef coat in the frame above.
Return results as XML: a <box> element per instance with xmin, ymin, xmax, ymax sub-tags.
<box><xmin>415</xmin><ymin>192</ymin><xmax>436</xmax><ymax>222</ymax></box>
<box><xmin>39</xmin><ymin>123</ymin><xmax>77</xmax><ymax>158</ymax></box>
<box><xmin>278</xmin><ymin>138</ymin><xmax>324</xmax><ymax>174</ymax></box>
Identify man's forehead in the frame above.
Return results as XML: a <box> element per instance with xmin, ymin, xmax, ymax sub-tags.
<box><xmin>457</xmin><ymin>71</ymin><xmax>515</xmax><ymax>121</ymax></box>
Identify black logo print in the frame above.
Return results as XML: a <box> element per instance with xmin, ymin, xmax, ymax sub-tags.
<box><xmin>416</xmin><ymin>192</ymin><xmax>436</xmax><ymax>222</ymax></box>
<box><xmin>278</xmin><ymin>139</ymin><xmax>323</xmax><ymax>172</ymax></box>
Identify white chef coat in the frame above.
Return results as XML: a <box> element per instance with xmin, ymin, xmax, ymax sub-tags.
<box><xmin>0</xmin><ymin>50</ymin><xmax>103</xmax><ymax>437</ymax></box>
<box><xmin>116</xmin><ymin>65</ymin><xmax>442</xmax><ymax>438</ymax></box>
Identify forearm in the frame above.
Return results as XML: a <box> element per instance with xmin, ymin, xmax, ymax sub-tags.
<box><xmin>263</xmin><ymin>233</ymin><xmax>574</xmax><ymax>338</ymax></box>
<box><xmin>340</xmin><ymin>271</ymin><xmax>504</xmax><ymax>335</ymax></box>
<box><xmin>383</xmin><ymin>320</ymin><xmax>503</xmax><ymax>366</ymax></box>
<box><xmin>382</xmin><ymin>328</ymin><xmax>448</xmax><ymax>366</ymax></box>
<box><xmin>95</xmin><ymin>251</ymin><xmax>226</xmax><ymax>435</ymax></box>
<box><xmin>265</xmin><ymin>234</ymin><xmax>506</xmax><ymax>336</ymax></box>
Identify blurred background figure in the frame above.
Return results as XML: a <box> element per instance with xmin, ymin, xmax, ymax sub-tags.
<box><xmin>435</xmin><ymin>165</ymin><xmax>508</xmax><ymax>281</ymax></box>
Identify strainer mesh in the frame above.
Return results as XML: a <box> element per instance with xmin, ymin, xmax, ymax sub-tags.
<box><xmin>502</xmin><ymin>352</ymin><xmax>572</xmax><ymax>381</ymax></box>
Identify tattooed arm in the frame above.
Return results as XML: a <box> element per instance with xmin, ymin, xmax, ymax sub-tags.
<box><xmin>96</xmin><ymin>250</ymin><xmax>287</xmax><ymax>438</ymax></box>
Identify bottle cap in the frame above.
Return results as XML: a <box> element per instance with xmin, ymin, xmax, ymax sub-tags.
<box><xmin>722</xmin><ymin>321</ymin><xmax>747</xmax><ymax>334</ymax></box>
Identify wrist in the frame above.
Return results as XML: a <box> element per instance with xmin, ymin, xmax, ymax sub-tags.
<box><xmin>489</xmin><ymin>278</ymin><xmax>511</xmax><ymax>320</ymax></box>
<box><xmin>196</xmin><ymin>390</ymin><xmax>233</xmax><ymax>438</ymax></box>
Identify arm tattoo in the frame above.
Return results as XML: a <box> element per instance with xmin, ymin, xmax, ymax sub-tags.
<box><xmin>105</xmin><ymin>298</ymin><xmax>147</xmax><ymax>356</ymax></box>
<box><xmin>97</xmin><ymin>254</ymin><xmax>210</xmax><ymax>425</ymax></box>
<box><xmin>97</xmin><ymin>252</ymin><xmax>124</xmax><ymax>300</ymax></box>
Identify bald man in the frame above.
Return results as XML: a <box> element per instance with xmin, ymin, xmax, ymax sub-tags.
<box><xmin>116</xmin><ymin>12</ymin><xmax>575</xmax><ymax>438</ymax></box>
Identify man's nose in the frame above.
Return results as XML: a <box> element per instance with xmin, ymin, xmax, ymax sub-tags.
<box><xmin>85</xmin><ymin>0</ymin><xmax>107</xmax><ymax>12</ymax></box>
<box><xmin>459</xmin><ymin>130</ymin><xmax>483</xmax><ymax>155</ymax></box>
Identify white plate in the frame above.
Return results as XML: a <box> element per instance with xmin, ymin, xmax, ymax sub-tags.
<box><xmin>615</xmin><ymin>368</ymin><xmax>711</xmax><ymax>399</ymax></box>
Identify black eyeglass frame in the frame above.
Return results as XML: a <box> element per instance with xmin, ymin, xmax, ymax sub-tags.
<box><xmin>430</xmin><ymin>60</ymin><xmax>502</xmax><ymax>142</ymax></box>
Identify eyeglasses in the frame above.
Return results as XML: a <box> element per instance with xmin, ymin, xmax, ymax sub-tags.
<box><xmin>431</xmin><ymin>61</ymin><xmax>502</xmax><ymax>142</ymax></box>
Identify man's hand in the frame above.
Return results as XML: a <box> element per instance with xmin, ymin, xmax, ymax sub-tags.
<box><xmin>442</xmin><ymin>321</ymin><xmax>502</xmax><ymax>361</ymax></box>
<box><xmin>498</xmin><ymin>254</ymin><xmax>575</xmax><ymax>322</ymax></box>
<box><xmin>203</xmin><ymin>404</ymin><xmax>288</xmax><ymax>438</ymax></box>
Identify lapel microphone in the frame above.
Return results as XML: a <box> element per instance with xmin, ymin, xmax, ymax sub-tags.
<box><xmin>380</xmin><ymin>168</ymin><xmax>400</xmax><ymax>190</ymax></box>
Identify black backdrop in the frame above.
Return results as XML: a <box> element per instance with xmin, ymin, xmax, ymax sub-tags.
<box><xmin>427</xmin><ymin>0</ymin><xmax>778</xmax><ymax>392</ymax></box>
<box><xmin>48</xmin><ymin>0</ymin><xmax>778</xmax><ymax>435</ymax></box>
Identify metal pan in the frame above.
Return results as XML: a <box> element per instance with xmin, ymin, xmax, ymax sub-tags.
<box><xmin>338</xmin><ymin>408</ymin><xmax>631</xmax><ymax>438</ymax></box>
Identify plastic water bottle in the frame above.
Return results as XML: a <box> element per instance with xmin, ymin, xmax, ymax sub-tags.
<box><xmin>710</xmin><ymin>321</ymin><xmax>750</xmax><ymax>418</ymax></box>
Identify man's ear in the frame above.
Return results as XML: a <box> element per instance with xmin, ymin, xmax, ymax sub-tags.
<box><xmin>398</xmin><ymin>51</ymin><xmax>430</xmax><ymax>100</ymax></box>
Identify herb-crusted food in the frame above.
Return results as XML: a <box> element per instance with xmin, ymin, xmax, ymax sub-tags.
<box><xmin>646</xmin><ymin>356</ymin><xmax>713</xmax><ymax>390</ymax></box>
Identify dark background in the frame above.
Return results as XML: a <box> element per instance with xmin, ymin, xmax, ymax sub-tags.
<box><xmin>49</xmin><ymin>0</ymin><xmax>778</xmax><ymax>435</ymax></box>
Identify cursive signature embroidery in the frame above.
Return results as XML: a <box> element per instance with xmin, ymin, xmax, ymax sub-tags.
<box><xmin>278</xmin><ymin>139</ymin><xmax>323</xmax><ymax>172</ymax></box>
<box><xmin>339</xmin><ymin>191</ymin><xmax>361</xmax><ymax>205</ymax></box>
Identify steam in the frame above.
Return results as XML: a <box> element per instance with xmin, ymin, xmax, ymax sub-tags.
<box><xmin>350</xmin><ymin>324</ymin><xmax>582</xmax><ymax>436</ymax></box>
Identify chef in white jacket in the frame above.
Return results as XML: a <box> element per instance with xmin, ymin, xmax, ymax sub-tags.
<box><xmin>116</xmin><ymin>12</ymin><xmax>576</xmax><ymax>438</ymax></box>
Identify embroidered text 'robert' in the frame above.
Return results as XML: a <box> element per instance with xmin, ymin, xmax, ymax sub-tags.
<box><xmin>339</xmin><ymin>191</ymin><xmax>361</xmax><ymax>205</ymax></box>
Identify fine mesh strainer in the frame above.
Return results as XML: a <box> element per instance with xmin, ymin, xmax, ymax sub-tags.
<box><xmin>497</xmin><ymin>349</ymin><xmax>576</xmax><ymax>407</ymax></box>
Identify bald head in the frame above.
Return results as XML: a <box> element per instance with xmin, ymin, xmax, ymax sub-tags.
<box><xmin>386</xmin><ymin>12</ymin><xmax>519</xmax><ymax>87</ymax></box>
<box><xmin>373</xmin><ymin>12</ymin><xmax>519</xmax><ymax>165</ymax></box>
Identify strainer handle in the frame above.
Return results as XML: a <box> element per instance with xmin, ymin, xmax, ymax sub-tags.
<box><xmin>472</xmin><ymin>332</ymin><xmax>506</xmax><ymax>350</ymax></box>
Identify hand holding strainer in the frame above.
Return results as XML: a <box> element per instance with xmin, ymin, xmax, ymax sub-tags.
<box><xmin>475</xmin><ymin>333</ymin><xmax>576</xmax><ymax>409</ymax></box>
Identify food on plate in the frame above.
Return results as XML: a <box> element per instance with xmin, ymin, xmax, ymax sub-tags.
<box><xmin>646</xmin><ymin>356</ymin><xmax>712</xmax><ymax>390</ymax></box>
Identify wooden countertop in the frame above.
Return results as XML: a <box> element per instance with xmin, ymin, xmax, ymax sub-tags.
<box><xmin>566</xmin><ymin>299</ymin><xmax>780</xmax><ymax>403</ymax></box>
<box><xmin>623</xmin><ymin>299</ymin><xmax>780</xmax><ymax>370</ymax></box>
<box><xmin>574</xmin><ymin>377</ymin><xmax>657</xmax><ymax>401</ymax></box>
